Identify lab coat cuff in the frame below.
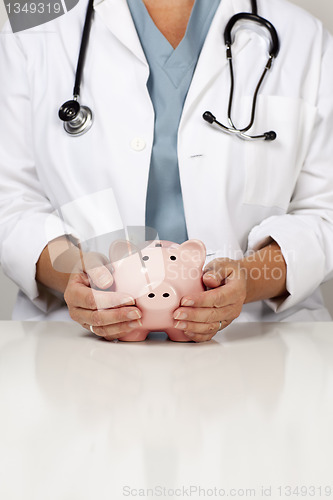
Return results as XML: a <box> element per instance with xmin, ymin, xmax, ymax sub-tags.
<box><xmin>247</xmin><ymin>215</ymin><xmax>326</xmax><ymax>313</ymax></box>
<box><xmin>1</xmin><ymin>213</ymin><xmax>76</xmax><ymax>309</ymax></box>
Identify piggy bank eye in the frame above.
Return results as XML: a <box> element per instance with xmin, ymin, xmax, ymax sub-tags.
<box><xmin>148</xmin><ymin>293</ymin><xmax>155</xmax><ymax>298</ymax></box>
<box><xmin>170</xmin><ymin>255</ymin><xmax>177</xmax><ymax>261</ymax></box>
<box><xmin>142</xmin><ymin>256</ymin><xmax>149</xmax><ymax>261</ymax></box>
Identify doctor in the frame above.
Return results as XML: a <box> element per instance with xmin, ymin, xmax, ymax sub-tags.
<box><xmin>0</xmin><ymin>0</ymin><xmax>333</xmax><ymax>342</ymax></box>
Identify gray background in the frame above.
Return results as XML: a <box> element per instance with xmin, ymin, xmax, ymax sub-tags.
<box><xmin>0</xmin><ymin>0</ymin><xmax>333</xmax><ymax>319</ymax></box>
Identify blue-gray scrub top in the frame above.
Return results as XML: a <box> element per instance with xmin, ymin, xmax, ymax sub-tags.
<box><xmin>126</xmin><ymin>0</ymin><xmax>221</xmax><ymax>243</ymax></box>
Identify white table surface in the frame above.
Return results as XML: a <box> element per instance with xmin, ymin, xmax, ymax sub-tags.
<box><xmin>0</xmin><ymin>321</ymin><xmax>332</xmax><ymax>500</ymax></box>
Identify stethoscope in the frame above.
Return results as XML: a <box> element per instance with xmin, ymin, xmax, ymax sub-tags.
<box><xmin>58</xmin><ymin>0</ymin><xmax>280</xmax><ymax>140</ymax></box>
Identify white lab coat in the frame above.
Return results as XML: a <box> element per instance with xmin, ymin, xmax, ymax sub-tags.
<box><xmin>0</xmin><ymin>0</ymin><xmax>333</xmax><ymax>321</ymax></box>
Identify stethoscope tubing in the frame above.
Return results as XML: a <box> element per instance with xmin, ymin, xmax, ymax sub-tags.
<box><xmin>73</xmin><ymin>0</ymin><xmax>94</xmax><ymax>99</ymax></box>
<box><xmin>59</xmin><ymin>0</ymin><xmax>279</xmax><ymax>141</ymax></box>
<box><xmin>203</xmin><ymin>6</ymin><xmax>280</xmax><ymax>141</ymax></box>
<box><xmin>227</xmin><ymin>55</ymin><xmax>273</xmax><ymax>133</ymax></box>
<box><xmin>224</xmin><ymin>12</ymin><xmax>280</xmax><ymax>58</ymax></box>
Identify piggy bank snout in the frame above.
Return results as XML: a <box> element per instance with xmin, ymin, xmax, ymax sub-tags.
<box><xmin>136</xmin><ymin>283</ymin><xmax>179</xmax><ymax>310</ymax></box>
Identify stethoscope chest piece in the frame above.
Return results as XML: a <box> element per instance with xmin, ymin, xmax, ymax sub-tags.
<box><xmin>58</xmin><ymin>100</ymin><xmax>93</xmax><ymax>136</ymax></box>
<box><xmin>58</xmin><ymin>0</ymin><xmax>94</xmax><ymax>136</ymax></box>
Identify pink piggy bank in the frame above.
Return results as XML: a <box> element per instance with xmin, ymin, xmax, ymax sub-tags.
<box><xmin>109</xmin><ymin>239</ymin><xmax>206</xmax><ymax>341</ymax></box>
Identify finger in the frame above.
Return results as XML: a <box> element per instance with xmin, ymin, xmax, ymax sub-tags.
<box><xmin>183</xmin><ymin>320</ymin><xmax>232</xmax><ymax>342</ymax></box>
<box><xmin>203</xmin><ymin>260</ymin><xmax>246</xmax><ymax>292</ymax></box>
<box><xmin>83</xmin><ymin>253</ymin><xmax>114</xmax><ymax>289</ymax></box>
<box><xmin>91</xmin><ymin>289</ymin><xmax>136</xmax><ymax>310</ymax></box>
<box><xmin>174</xmin><ymin>319</ymin><xmax>220</xmax><ymax>336</ymax></box>
<box><xmin>71</xmin><ymin>304</ymin><xmax>142</xmax><ymax>327</ymax></box>
<box><xmin>181</xmin><ymin>270</ymin><xmax>246</xmax><ymax>309</ymax></box>
<box><xmin>180</xmin><ymin>286</ymin><xmax>228</xmax><ymax>309</ymax></box>
<box><xmin>203</xmin><ymin>259</ymin><xmax>235</xmax><ymax>284</ymax></box>
<box><xmin>70</xmin><ymin>252</ymin><xmax>113</xmax><ymax>290</ymax></box>
<box><xmin>202</xmin><ymin>272</ymin><xmax>224</xmax><ymax>289</ymax></box>
<box><xmin>174</xmin><ymin>303</ymin><xmax>240</xmax><ymax>324</ymax></box>
<box><xmin>87</xmin><ymin>266</ymin><xmax>113</xmax><ymax>290</ymax></box>
<box><xmin>65</xmin><ymin>280</ymin><xmax>135</xmax><ymax>310</ymax></box>
<box><xmin>88</xmin><ymin>320</ymin><xmax>143</xmax><ymax>341</ymax></box>
<box><xmin>174</xmin><ymin>306</ymin><xmax>220</xmax><ymax>324</ymax></box>
<box><xmin>184</xmin><ymin>331</ymin><xmax>217</xmax><ymax>343</ymax></box>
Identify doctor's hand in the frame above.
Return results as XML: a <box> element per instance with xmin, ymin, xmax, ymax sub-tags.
<box><xmin>64</xmin><ymin>253</ymin><xmax>143</xmax><ymax>341</ymax></box>
<box><xmin>36</xmin><ymin>238</ymin><xmax>142</xmax><ymax>341</ymax></box>
<box><xmin>173</xmin><ymin>258</ymin><xmax>247</xmax><ymax>343</ymax></box>
<box><xmin>172</xmin><ymin>241</ymin><xmax>288</xmax><ymax>342</ymax></box>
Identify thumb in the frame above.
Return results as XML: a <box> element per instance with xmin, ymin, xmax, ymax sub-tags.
<box><xmin>87</xmin><ymin>264</ymin><xmax>114</xmax><ymax>290</ymax></box>
<box><xmin>203</xmin><ymin>259</ymin><xmax>235</xmax><ymax>288</ymax></box>
<box><xmin>203</xmin><ymin>270</ymin><xmax>224</xmax><ymax>289</ymax></box>
<box><xmin>82</xmin><ymin>252</ymin><xmax>114</xmax><ymax>290</ymax></box>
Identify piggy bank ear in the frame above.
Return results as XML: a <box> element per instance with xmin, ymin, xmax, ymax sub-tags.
<box><xmin>109</xmin><ymin>240</ymin><xmax>139</xmax><ymax>263</ymax></box>
<box><xmin>179</xmin><ymin>239</ymin><xmax>206</xmax><ymax>267</ymax></box>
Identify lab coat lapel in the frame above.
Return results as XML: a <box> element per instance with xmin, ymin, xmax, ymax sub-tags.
<box><xmin>93</xmin><ymin>0</ymin><xmax>147</xmax><ymax>64</ymax></box>
<box><xmin>179</xmin><ymin>0</ymin><xmax>258</xmax><ymax>252</ymax></box>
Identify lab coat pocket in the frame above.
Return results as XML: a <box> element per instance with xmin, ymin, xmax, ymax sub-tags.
<box><xmin>243</xmin><ymin>96</ymin><xmax>317</xmax><ymax>210</ymax></box>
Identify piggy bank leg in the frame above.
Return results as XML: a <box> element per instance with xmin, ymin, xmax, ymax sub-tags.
<box><xmin>166</xmin><ymin>328</ymin><xmax>192</xmax><ymax>343</ymax></box>
<box><xmin>118</xmin><ymin>329</ymin><xmax>149</xmax><ymax>342</ymax></box>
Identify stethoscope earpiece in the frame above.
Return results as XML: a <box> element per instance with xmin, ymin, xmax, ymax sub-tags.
<box><xmin>202</xmin><ymin>111</ymin><xmax>216</xmax><ymax>124</ymax></box>
<box><xmin>264</xmin><ymin>131</ymin><xmax>277</xmax><ymax>141</ymax></box>
<box><xmin>203</xmin><ymin>110</ymin><xmax>277</xmax><ymax>141</ymax></box>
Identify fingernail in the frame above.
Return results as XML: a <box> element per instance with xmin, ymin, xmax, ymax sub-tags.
<box><xmin>129</xmin><ymin>319</ymin><xmax>143</xmax><ymax>328</ymax></box>
<box><xmin>120</xmin><ymin>297</ymin><xmax>135</xmax><ymax>306</ymax></box>
<box><xmin>205</xmin><ymin>273</ymin><xmax>216</xmax><ymax>280</ymax></box>
<box><xmin>175</xmin><ymin>321</ymin><xmax>187</xmax><ymax>330</ymax></box>
<box><xmin>181</xmin><ymin>299</ymin><xmax>194</xmax><ymax>306</ymax></box>
<box><xmin>173</xmin><ymin>311</ymin><xmax>187</xmax><ymax>320</ymax></box>
<box><xmin>98</xmin><ymin>273</ymin><xmax>113</xmax><ymax>287</ymax></box>
<box><xmin>127</xmin><ymin>310</ymin><xmax>141</xmax><ymax>320</ymax></box>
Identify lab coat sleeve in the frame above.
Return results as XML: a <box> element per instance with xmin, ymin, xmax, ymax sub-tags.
<box><xmin>0</xmin><ymin>27</ymin><xmax>73</xmax><ymax>311</ymax></box>
<box><xmin>247</xmin><ymin>29</ymin><xmax>333</xmax><ymax>313</ymax></box>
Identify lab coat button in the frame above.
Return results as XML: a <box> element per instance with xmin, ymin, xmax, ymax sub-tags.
<box><xmin>130</xmin><ymin>137</ymin><xmax>146</xmax><ymax>151</ymax></box>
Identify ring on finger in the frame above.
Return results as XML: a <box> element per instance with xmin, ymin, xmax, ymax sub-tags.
<box><xmin>90</xmin><ymin>325</ymin><xmax>95</xmax><ymax>334</ymax></box>
<box><xmin>218</xmin><ymin>321</ymin><xmax>222</xmax><ymax>330</ymax></box>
